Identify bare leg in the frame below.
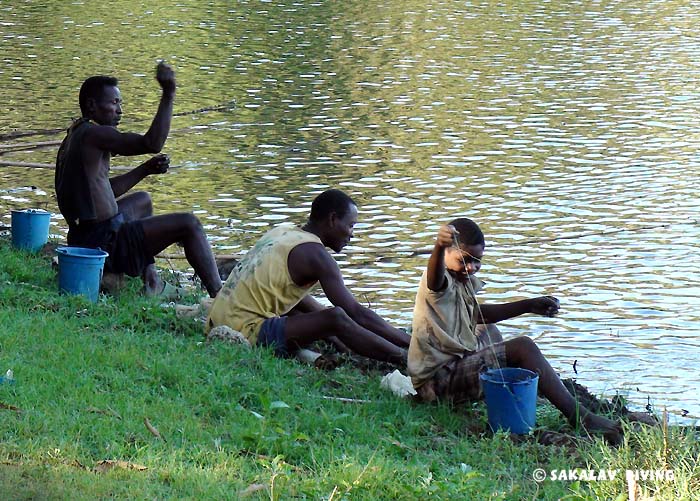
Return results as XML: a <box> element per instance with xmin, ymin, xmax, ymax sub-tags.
<box><xmin>140</xmin><ymin>213</ymin><xmax>222</xmax><ymax>297</ymax></box>
<box><xmin>284</xmin><ymin>307</ymin><xmax>406</xmax><ymax>364</ymax></box>
<box><xmin>286</xmin><ymin>303</ymin><xmax>351</xmax><ymax>354</ymax></box>
<box><xmin>117</xmin><ymin>192</ymin><xmax>160</xmax><ymax>292</ymax></box>
<box><xmin>504</xmin><ymin>336</ymin><xmax>622</xmax><ymax>444</ymax></box>
<box><xmin>376</xmin><ymin>325</ymin><xmax>411</xmax><ymax>348</ymax></box>
<box><xmin>117</xmin><ymin>191</ymin><xmax>153</xmax><ymax>220</ymax></box>
<box><xmin>327</xmin><ymin>336</ymin><xmax>351</xmax><ymax>353</ymax></box>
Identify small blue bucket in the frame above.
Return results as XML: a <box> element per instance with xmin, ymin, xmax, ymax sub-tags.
<box><xmin>480</xmin><ymin>367</ymin><xmax>539</xmax><ymax>434</ymax></box>
<box><xmin>56</xmin><ymin>247</ymin><xmax>109</xmax><ymax>303</ymax></box>
<box><xmin>11</xmin><ymin>209</ymin><xmax>51</xmax><ymax>252</ymax></box>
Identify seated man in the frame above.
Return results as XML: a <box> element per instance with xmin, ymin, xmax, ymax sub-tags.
<box><xmin>408</xmin><ymin>218</ymin><xmax>622</xmax><ymax>444</ymax></box>
<box><xmin>55</xmin><ymin>62</ymin><xmax>221</xmax><ymax>297</ymax></box>
<box><xmin>207</xmin><ymin>189</ymin><xmax>410</xmax><ymax>364</ymax></box>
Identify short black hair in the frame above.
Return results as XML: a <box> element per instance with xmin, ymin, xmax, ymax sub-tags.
<box><xmin>79</xmin><ymin>75</ymin><xmax>119</xmax><ymax>116</ymax></box>
<box><xmin>448</xmin><ymin>217</ymin><xmax>485</xmax><ymax>247</ymax></box>
<box><xmin>309</xmin><ymin>189</ymin><xmax>356</xmax><ymax>222</ymax></box>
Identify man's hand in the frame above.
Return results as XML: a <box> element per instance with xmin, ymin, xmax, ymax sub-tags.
<box><xmin>436</xmin><ymin>224</ymin><xmax>457</xmax><ymax>249</ymax></box>
<box><xmin>141</xmin><ymin>154</ymin><xmax>170</xmax><ymax>175</ymax></box>
<box><xmin>528</xmin><ymin>296</ymin><xmax>560</xmax><ymax>317</ymax></box>
<box><xmin>156</xmin><ymin>61</ymin><xmax>176</xmax><ymax>95</ymax></box>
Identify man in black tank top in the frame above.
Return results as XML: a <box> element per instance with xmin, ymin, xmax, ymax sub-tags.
<box><xmin>55</xmin><ymin>62</ymin><xmax>222</xmax><ymax>298</ymax></box>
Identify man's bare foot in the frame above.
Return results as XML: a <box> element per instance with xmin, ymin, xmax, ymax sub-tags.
<box><xmin>626</xmin><ymin>411</ymin><xmax>659</xmax><ymax>427</ymax></box>
<box><xmin>143</xmin><ymin>264</ymin><xmax>161</xmax><ymax>295</ymax></box>
<box><xmin>580</xmin><ymin>411</ymin><xmax>623</xmax><ymax>446</ymax></box>
<box><xmin>314</xmin><ymin>354</ymin><xmax>340</xmax><ymax>371</ymax></box>
<box><xmin>389</xmin><ymin>348</ymin><xmax>408</xmax><ymax>368</ymax></box>
<box><xmin>143</xmin><ymin>280</ymin><xmax>163</xmax><ymax>296</ymax></box>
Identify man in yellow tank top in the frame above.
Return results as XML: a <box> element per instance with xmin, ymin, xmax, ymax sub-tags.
<box><xmin>207</xmin><ymin>189</ymin><xmax>410</xmax><ymax>364</ymax></box>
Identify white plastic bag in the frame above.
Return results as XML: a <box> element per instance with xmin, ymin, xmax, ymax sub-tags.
<box><xmin>380</xmin><ymin>369</ymin><xmax>417</xmax><ymax>397</ymax></box>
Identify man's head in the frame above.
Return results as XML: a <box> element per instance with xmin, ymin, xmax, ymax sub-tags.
<box><xmin>445</xmin><ymin>217</ymin><xmax>485</xmax><ymax>276</ymax></box>
<box><xmin>309</xmin><ymin>189</ymin><xmax>358</xmax><ymax>252</ymax></box>
<box><xmin>79</xmin><ymin>75</ymin><xmax>122</xmax><ymax>126</ymax></box>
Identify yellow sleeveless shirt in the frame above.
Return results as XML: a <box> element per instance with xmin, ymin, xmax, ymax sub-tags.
<box><xmin>207</xmin><ymin>225</ymin><xmax>322</xmax><ymax>342</ymax></box>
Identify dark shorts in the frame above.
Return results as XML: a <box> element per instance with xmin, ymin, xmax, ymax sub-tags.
<box><xmin>256</xmin><ymin>316</ymin><xmax>288</xmax><ymax>357</ymax></box>
<box><xmin>417</xmin><ymin>343</ymin><xmax>507</xmax><ymax>403</ymax></box>
<box><xmin>67</xmin><ymin>213</ymin><xmax>154</xmax><ymax>277</ymax></box>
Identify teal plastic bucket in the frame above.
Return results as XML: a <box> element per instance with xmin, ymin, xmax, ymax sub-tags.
<box><xmin>56</xmin><ymin>247</ymin><xmax>109</xmax><ymax>303</ymax></box>
<box><xmin>11</xmin><ymin>209</ymin><xmax>51</xmax><ymax>252</ymax></box>
<box><xmin>480</xmin><ymin>367</ymin><xmax>539</xmax><ymax>434</ymax></box>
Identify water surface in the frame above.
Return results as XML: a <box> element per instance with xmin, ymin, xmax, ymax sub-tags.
<box><xmin>1</xmin><ymin>0</ymin><xmax>699</xmax><ymax>420</ymax></box>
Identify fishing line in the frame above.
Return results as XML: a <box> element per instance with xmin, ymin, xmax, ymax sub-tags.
<box><xmin>0</xmin><ymin>99</ymin><xmax>237</xmax><ymax>142</ymax></box>
<box><xmin>469</xmin><ymin>216</ymin><xmax>700</xmax><ymax>330</ymax></box>
<box><xmin>0</xmin><ymin>140</ymin><xmax>63</xmax><ymax>154</ymax></box>
<box><xmin>350</xmin><ymin>219</ymin><xmax>700</xmax><ymax>261</ymax></box>
<box><xmin>0</xmin><ymin>107</ymin><xmax>238</xmax><ymax>165</ymax></box>
<box><xmin>450</xmin><ymin>228</ymin><xmax>506</xmax><ymax>375</ymax></box>
<box><xmin>449</xmin><ymin>227</ymin><xmax>649</xmax><ymax>434</ymax></box>
<box><xmin>450</xmin><ymin>227</ymin><xmax>534</xmax><ymax>432</ymax></box>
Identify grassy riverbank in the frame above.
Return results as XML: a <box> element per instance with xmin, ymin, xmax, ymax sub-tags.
<box><xmin>0</xmin><ymin>238</ymin><xmax>697</xmax><ymax>499</ymax></box>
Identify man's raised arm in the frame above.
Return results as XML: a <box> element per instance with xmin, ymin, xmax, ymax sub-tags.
<box><xmin>86</xmin><ymin>62</ymin><xmax>175</xmax><ymax>157</ymax></box>
<box><xmin>142</xmin><ymin>61</ymin><xmax>176</xmax><ymax>151</ymax></box>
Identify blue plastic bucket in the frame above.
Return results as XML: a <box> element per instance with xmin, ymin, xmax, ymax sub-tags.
<box><xmin>56</xmin><ymin>247</ymin><xmax>109</xmax><ymax>303</ymax></box>
<box><xmin>480</xmin><ymin>367</ymin><xmax>539</xmax><ymax>434</ymax></box>
<box><xmin>11</xmin><ymin>209</ymin><xmax>51</xmax><ymax>252</ymax></box>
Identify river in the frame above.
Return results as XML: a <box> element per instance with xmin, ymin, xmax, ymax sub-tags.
<box><xmin>1</xmin><ymin>0</ymin><xmax>699</xmax><ymax>420</ymax></box>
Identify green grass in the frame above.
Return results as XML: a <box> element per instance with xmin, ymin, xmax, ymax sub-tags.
<box><xmin>0</xmin><ymin>238</ymin><xmax>698</xmax><ymax>499</ymax></box>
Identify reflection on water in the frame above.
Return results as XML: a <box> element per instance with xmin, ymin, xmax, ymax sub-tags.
<box><xmin>1</xmin><ymin>0</ymin><xmax>699</xmax><ymax>419</ymax></box>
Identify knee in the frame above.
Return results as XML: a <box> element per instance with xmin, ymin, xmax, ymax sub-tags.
<box><xmin>516</xmin><ymin>336</ymin><xmax>539</xmax><ymax>353</ymax></box>
<box><xmin>181</xmin><ymin>213</ymin><xmax>204</xmax><ymax>233</ymax></box>
<box><xmin>133</xmin><ymin>191</ymin><xmax>153</xmax><ymax>213</ymax></box>
<box><xmin>506</xmin><ymin>336</ymin><xmax>541</xmax><ymax>361</ymax></box>
<box><xmin>327</xmin><ymin>306</ymin><xmax>352</xmax><ymax>329</ymax></box>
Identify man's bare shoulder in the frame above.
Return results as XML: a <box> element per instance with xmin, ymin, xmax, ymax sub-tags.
<box><xmin>83</xmin><ymin>123</ymin><xmax>121</xmax><ymax>145</ymax></box>
<box><xmin>290</xmin><ymin>241</ymin><xmax>331</xmax><ymax>266</ymax></box>
<box><xmin>83</xmin><ymin>124</ymin><xmax>146</xmax><ymax>156</ymax></box>
<box><xmin>288</xmin><ymin>241</ymin><xmax>337</xmax><ymax>283</ymax></box>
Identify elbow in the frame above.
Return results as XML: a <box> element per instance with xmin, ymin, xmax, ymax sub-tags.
<box><xmin>142</xmin><ymin>134</ymin><xmax>165</xmax><ymax>153</ymax></box>
<box><xmin>142</xmin><ymin>141</ymin><xmax>163</xmax><ymax>154</ymax></box>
